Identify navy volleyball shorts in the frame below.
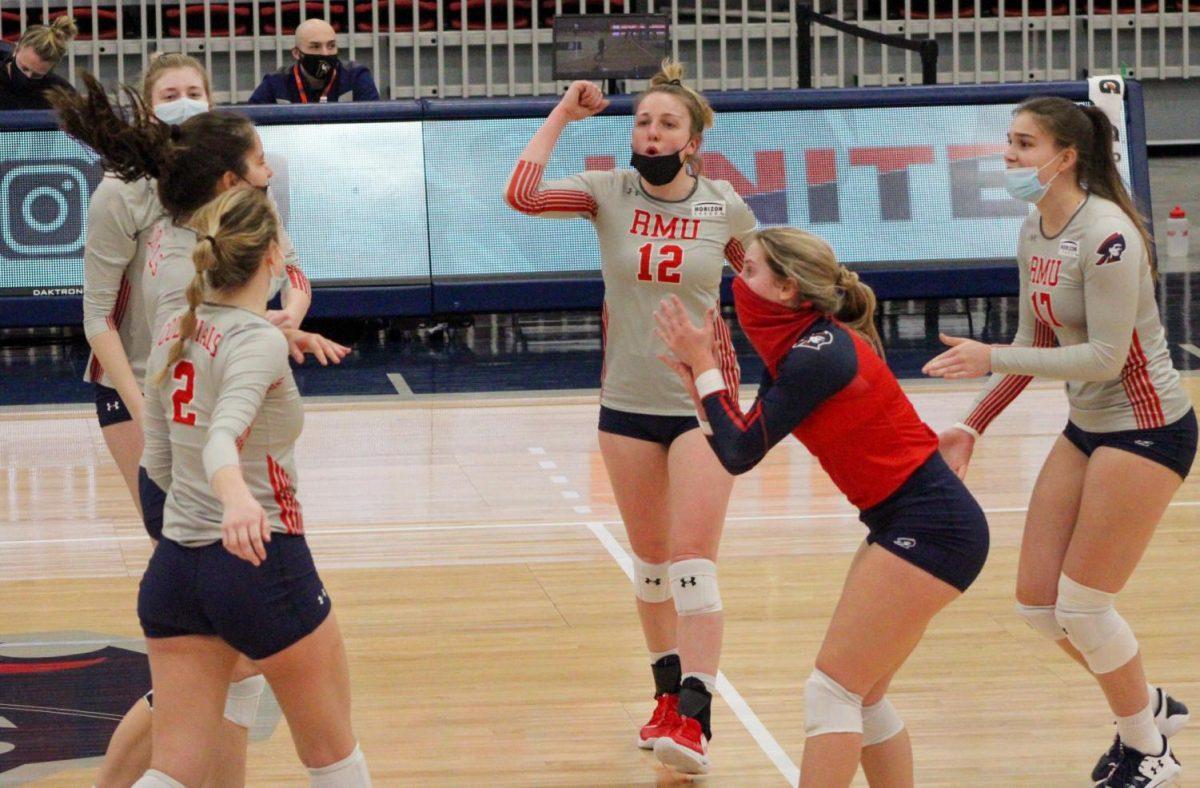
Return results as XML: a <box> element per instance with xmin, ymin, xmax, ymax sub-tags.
<box><xmin>1063</xmin><ymin>408</ymin><xmax>1197</xmax><ymax>481</ymax></box>
<box><xmin>94</xmin><ymin>384</ymin><xmax>133</xmax><ymax>428</ymax></box>
<box><xmin>860</xmin><ymin>452</ymin><xmax>990</xmax><ymax>593</ymax></box>
<box><xmin>138</xmin><ymin>534</ymin><xmax>331</xmax><ymax>660</ymax></box>
<box><xmin>598</xmin><ymin>405</ymin><xmax>699</xmax><ymax>448</ymax></box>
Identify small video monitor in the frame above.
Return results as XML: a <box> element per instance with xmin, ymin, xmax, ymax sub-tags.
<box><xmin>553</xmin><ymin>14</ymin><xmax>671</xmax><ymax>81</ymax></box>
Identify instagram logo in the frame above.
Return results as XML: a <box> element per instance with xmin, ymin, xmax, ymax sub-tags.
<box><xmin>0</xmin><ymin>159</ymin><xmax>103</xmax><ymax>260</ymax></box>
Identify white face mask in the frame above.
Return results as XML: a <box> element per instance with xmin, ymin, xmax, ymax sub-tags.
<box><xmin>153</xmin><ymin>97</ymin><xmax>209</xmax><ymax>125</ymax></box>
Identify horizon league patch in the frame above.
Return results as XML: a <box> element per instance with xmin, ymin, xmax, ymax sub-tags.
<box><xmin>1058</xmin><ymin>239</ymin><xmax>1079</xmax><ymax>259</ymax></box>
<box><xmin>691</xmin><ymin>201</ymin><xmax>726</xmax><ymax>218</ymax></box>
<box><xmin>0</xmin><ymin>631</ymin><xmax>280</xmax><ymax>781</ymax></box>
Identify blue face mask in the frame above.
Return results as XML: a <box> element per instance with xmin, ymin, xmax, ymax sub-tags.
<box><xmin>1004</xmin><ymin>152</ymin><xmax>1065</xmax><ymax>204</ymax></box>
<box><xmin>153</xmin><ymin>97</ymin><xmax>209</xmax><ymax>126</ymax></box>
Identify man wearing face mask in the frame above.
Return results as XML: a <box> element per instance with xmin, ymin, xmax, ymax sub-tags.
<box><xmin>247</xmin><ymin>18</ymin><xmax>379</xmax><ymax>104</ymax></box>
<box><xmin>0</xmin><ymin>17</ymin><xmax>77</xmax><ymax>110</ymax></box>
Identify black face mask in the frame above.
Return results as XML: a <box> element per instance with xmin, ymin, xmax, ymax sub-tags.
<box><xmin>630</xmin><ymin>148</ymin><xmax>686</xmax><ymax>187</ymax></box>
<box><xmin>298</xmin><ymin>53</ymin><xmax>339</xmax><ymax>82</ymax></box>
<box><xmin>8</xmin><ymin>62</ymin><xmax>45</xmax><ymax>92</ymax></box>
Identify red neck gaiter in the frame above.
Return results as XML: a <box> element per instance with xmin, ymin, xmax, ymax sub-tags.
<box><xmin>732</xmin><ymin>276</ymin><xmax>822</xmax><ymax>376</ymax></box>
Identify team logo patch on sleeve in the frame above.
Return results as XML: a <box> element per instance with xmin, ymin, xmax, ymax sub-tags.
<box><xmin>691</xmin><ymin>201</ymin><xmax>726</xmax><ymax>218</ymax></box>
<box><xmin>794</xmin><ymin>330</ymin><xmax>834</xmax><ymax>351</ymax></box>
<box><xmin>1095</xmin><ymin>232</ymin><xmax>1126</xmax><ymax>265</ymax></box>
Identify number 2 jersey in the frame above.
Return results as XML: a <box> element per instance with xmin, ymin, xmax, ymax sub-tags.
<box><xmin>962</xmin><ymin>195</ymin><xmax>1191</xmax><ymax>434</ymax></box>
<box><xmin>507</xmin><ymin>163</ymin><xmax>756</xmax><ymax>416</ymax></box>
<box><xmin>142</xmin><ymin>304</ymin><xmax>304</xmax><ymax>546</ymax></box>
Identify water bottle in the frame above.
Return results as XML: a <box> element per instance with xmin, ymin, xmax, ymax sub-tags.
<box><xmin>1166</xmin><ymin>205</ymin><xmax>1189</xmax><ymax>262</ymax></box>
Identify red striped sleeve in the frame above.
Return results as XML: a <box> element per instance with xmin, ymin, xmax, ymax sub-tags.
<box><xmin>724</xmin><ymin>237</ymin><xmax>746</xmax><ymax>274</ymax></box>
<box><xmin>89</xmin><ymin>274</ymin><xmax>132</xmax><ymax>383</ymax></box>
<box><xmin>1121</xmin><ymin>330</ymin><xmax>1165</xmax><ymax>429</ymax></box>
<box><xmin>285</xmin><ymin>265</ymin><xmax>311</xmax><ymax>296</ymax></box>
<box><xmin>964</xmin><ymin>320</ymin><xmax>1057</xmax><ymax>434</ymax></box>
<box><xmin>505</xmin><ymin>160</ymin><xmax>598</xmax><ymax>219</ymax></box>
<box><xmin>712</xmin><ymin>314</ymin><xmax>740</xmax><ymax>403</ymax></box>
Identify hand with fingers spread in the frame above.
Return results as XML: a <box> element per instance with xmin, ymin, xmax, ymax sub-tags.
<box><xmin>937</xmin><ymin>426</ymin><xmax>976</xmax><ymax>479</ymax></box>
<box><xmin>654</xmin><ymin>295</ymin><xmax>718</xmax><ymax>372</ymax></box>
<box><xmin>282</xmin><ymin>329</ymin><xmax>351</xmax><ymax>366</ymax></box>
<box><xmin>554</xmin><ymin>80</ymin><xmax>610</xmax><ymax>123</ymax></box>
<box><xmin>922</xmin><ymin>333</ymin><xmax>995</xmax><ymax>379</ymax></box>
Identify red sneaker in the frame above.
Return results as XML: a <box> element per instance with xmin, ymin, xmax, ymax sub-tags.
<box><xmin>653</xmin><ymin>715</ymin><xmax>710</xmax><ymax>774</ymax></box>
<box><xmin>637</xmin><ymin>693</ymin><xmax>680</xmax><ymax>750</ymax></box>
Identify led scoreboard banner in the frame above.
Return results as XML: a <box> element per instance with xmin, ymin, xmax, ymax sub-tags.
<box><xmin>0</xmin><ymin>78</ymin><xmax>1150</xmax><ymax>326</ymax></box>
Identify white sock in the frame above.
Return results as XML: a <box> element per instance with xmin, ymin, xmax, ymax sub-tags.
<box><xmin>1148</xmin><ymin>684</ymin><xmax>1162</xmax><ymax>716</ymax></box>
<box><xmin>1117</xmin><ymin>702</ymin><xmax>1163</xmax><ymax>755</ymax></box>
<box><xmin>682</xmin><ymin>671</ymin><xmax>716</xmax><ymax>693</ymax></box>
<box><xmin>308</xmin><ymin>743</ymin><xmax>372</xmax><ymax>787</ymax></box>
<box><xmin>132</xmin><ymin>770</ymin><xmax>185</xmax><ymax>788</ymax></box>
<box><xmin>649</xmin><ymin>648</ymin><xmax>678</xmax><ymax>663</ymax></box>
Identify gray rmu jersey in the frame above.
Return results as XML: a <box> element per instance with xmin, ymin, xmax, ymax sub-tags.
<box><xmin>509</xmin><ymin>162</ymin><xmax>757</xmax><ymax>415</ymax></box>
<box><xmin>142</xmin><ymin>304</ymin><xmax>304</xmax><ymax>546</ymax></box>
<box><xmin>964</xmin><ymin>195</ymin><xmax>1191</xmax><ymax>434</ymax></box>
<box><xmin>82</xmin><ymin>175</ymin><xmax>165</xmax><ymax>388</ymax></box>
<box><xmin>142</xmin><ymin>218</ymin><xmax>305</xmax><ymax>340</ymax></box>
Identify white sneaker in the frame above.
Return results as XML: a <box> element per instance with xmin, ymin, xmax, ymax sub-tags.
<box><xmin>1093</xmin><ymin>689</ymin><xmax>1189</xmax><ymax>782</ymax></box>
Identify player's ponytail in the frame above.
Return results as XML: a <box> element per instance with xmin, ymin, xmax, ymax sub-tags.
<box><xmin>753</xmin><ymin>227</ymin><xmax>884</xmax><ymax>358</ymax></box>
<box><xmin>1016</xmin><ymin>96</ymin><xmax>1155</xmax><ymax>278</ymax></box>
<box><xmin>50</xmin><ymin>71</ymin><xmax>259</xmax><ymax>221</ymax></box>
<box><xmin>155</xmin><ymin>188</ymin><xmax>280</xmax><ymax>385</ymax></box>
<box><xmin>639</xmin><ymin>59</ymin><xmax>714</xmax><ymax>176</ymax></box>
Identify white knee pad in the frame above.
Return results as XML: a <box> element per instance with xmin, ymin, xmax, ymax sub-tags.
<box><xmin>132</xmin><ymin>770</ymin><xmax>185</xmax><ymax>788</ymax></box>
<box><xmin>1054</xmin><ymin>574</ymin><xmax>1138</xmax><ymax>675</ymax></box>
<box><xmin>1015</xmin><ymin>602</ymin><xmax>1069</xmax><ymax>641</ymax></box>
<box><xmin>633</xmin><ymin>556</ymin><xmax>672</xmax><ymax>604</ymax></box>
<box><xmin>669</xmin><ymin>558</ymin><xmax>722</xmax><ymax>616</ymax></box>
<box><xmin>861</xmin><ymin>697</ymin><xmax>905</xmax><ymax>746</ymax></box>
<box><xmin>803</xmin><ymin>668</ymin><xmax>864</xmax><ymax>738</ymax></box>
<box><xmin>224</xmin><ymin>673</ymin><xmax>267</xmax><ymax>728</ymax></box>
<box><xmin>309</xmin><ymin>743</ymin><xmax>372</xmax><ymax>787</ymax></box>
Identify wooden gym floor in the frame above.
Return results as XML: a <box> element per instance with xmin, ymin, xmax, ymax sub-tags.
<box><xmin>1</xmin><ymin>377</ymin><xmax>1197</xmax><ymax>786</ymax></box>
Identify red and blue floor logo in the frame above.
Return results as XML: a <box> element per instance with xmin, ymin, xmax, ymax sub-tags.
<box><xmin>0</xmin><ymin>634</ymin><xmax>149</xmax><ymax>782</ymax></box>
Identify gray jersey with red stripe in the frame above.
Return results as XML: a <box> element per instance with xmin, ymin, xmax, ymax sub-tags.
<box><xmin>82</xmin><ymin>176</ymin><xmax>164</xmax><ymax>388</ymax></box>
<box><xmin>963</xmin><ymin>195</ymin><xmax>1189</xmax><ymax>433</ymax></box>
<box><xmin>508</xmin><ymin>162</ymin><xmax>756</xmax><ymax>415</ymax></box>
<box><xmin>142</xmin><ymin>303</ymin><xmax>305</xmax><ymax>546</ymax></box>
<box><xmin>142</xmin><ymin>218</ymin><xmax>305</xmax><ymax>340</ymax></box>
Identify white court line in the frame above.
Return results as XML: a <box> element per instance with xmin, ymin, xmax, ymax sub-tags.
<box><xmin>1181</xmin><ymin>344</ymin><xmax>1200</xmax><ymax>359</ymax></box>
<box><xmin>385</xmin><ymin>373</ymin><xmax>416</xmax><ymax>400</ymax></box>
<box><xmin>586</xmin><ymin>522</ymin><xmax>800</xmax><ymax>785</ymax></box>
<box><xmin>3</xmin><ymin>501</ymin><xmax>1198</xmax><ymax>548</ymax></box>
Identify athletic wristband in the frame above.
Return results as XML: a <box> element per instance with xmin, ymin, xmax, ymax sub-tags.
<box><xmin>953</xmin><ymin>422</ymin><xmax>982</xmax><ymax>440</ymax></box>
<box><xmin>694</xmin><ymin>368</ymin><xmax>727</xmax><ymax>399</ymax></box>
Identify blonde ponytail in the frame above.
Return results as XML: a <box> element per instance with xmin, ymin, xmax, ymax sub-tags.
<box><xmin>638</xmin><ymin>59</ymin><xmax>715</xmax><ymax>176</ymax></box>
<box><xmin>154</xmin><ymin>187</ymin><xmax>279</xmax><ymax>385</ymax></box>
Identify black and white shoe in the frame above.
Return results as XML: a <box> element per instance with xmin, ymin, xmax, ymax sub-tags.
<box><xmin>1096</xmin><ymin>737</ymin><xmax>1181</xmax><ymax>787</ymax></box>
<box><xmin>1092</xmin><ymin>689</ymin><xmax>1189</xmax><ymax>782</ymax></box>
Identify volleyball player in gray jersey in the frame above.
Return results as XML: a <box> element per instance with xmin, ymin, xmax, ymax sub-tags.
<box><xmin>132</xmin><ymin>187</ymin><xmax>369</xmax><ymax>788</ymax></box>
<box><xmin>505</xmin><ymin>62</ymin><xmax>756</xmax><ymax>775</ymax></box>
<box><xmin>925</xmin><ymin>97</ymin><xmax>1195</xmax><ymax>786</ymax></box>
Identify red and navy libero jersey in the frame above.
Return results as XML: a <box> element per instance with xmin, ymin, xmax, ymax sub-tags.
<box><xmin>700</xmin><ymin>318</ymin><xmax>938</xmax><ymax>510</ymax></box>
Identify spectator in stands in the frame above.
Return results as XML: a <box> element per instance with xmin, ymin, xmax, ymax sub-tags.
<box><xmin>247</xmin><ymin>18</ymin><xmax>379</xmax><ymax>104</ymax></box>
<box><xmin>0</xmin><ymin>16</ymin><xmax>77</xmax><ymax>110</ymax></box>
